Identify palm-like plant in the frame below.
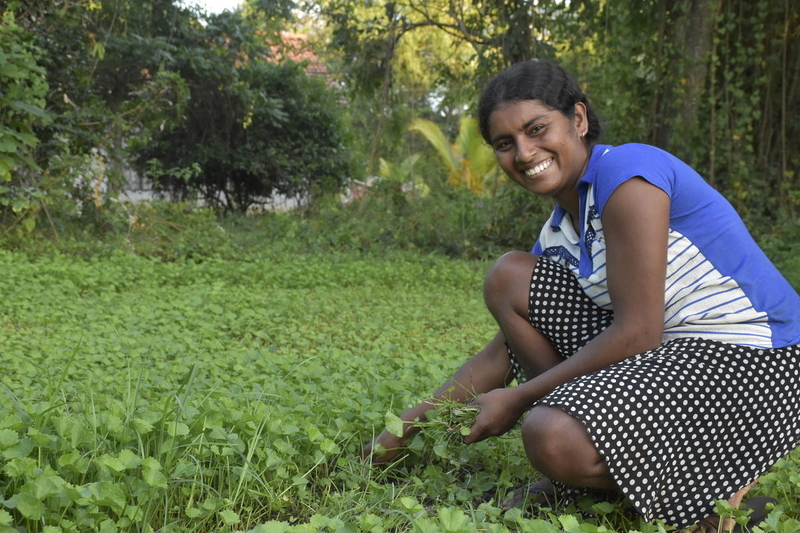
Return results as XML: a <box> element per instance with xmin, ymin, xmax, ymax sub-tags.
<box><xmin>409</xmin><ymin>117</ymin><xmax>501</xmax><ymax>194</ymax></box>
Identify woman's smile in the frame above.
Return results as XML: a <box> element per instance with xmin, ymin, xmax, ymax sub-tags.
<box><xmin>523</xmin><ymin>158</ymin><xmax>553</xmax><ymax>177</ymax></box>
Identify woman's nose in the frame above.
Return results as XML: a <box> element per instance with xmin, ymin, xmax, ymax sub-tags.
<box><xmin>515</xmin><ymin>141</ymin><xmax>536</xmax><ymax>164</ymax></box>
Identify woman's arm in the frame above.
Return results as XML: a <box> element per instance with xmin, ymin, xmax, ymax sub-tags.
<box><xmin>466</xmin><ymin>177</ymin><xmax>670</xmax><ymax>442</ymax></box>
<box><xmin>365</xmin><ymin>330</ymin><xmax>513</xmax><ymax>462</ymax></box>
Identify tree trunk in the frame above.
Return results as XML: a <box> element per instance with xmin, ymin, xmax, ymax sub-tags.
<box><xmin>679</xmin><ymin>0</ymin><xmax>721</xmax><ymax>140</ymax></box>
<box><xmin>495</xmin><ymin>0</ymin><xmax>534</xmax><ymax>65</ymax></box>
<box><xmin>653</xmin><ymin>0</ymin><xmax>720</xmax><ymax>159</ymax></box>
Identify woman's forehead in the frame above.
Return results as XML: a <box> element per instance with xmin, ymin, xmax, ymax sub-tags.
<box><xmin>488</xmin><ymin>100</ymin><xmax>558</xmax><ymax>133</ymax></box>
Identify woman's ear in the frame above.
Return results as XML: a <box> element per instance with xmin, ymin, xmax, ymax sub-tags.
<box><xmin>573</xmin><ymin>102</ymin><xmax>589</xmax><ymax>138</ymax></box>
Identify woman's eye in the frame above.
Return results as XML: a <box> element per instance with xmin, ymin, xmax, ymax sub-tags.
<box><xmin>495</xmin><ymin>140</ymin><xmax>512</xmax><ymax>151</ymax></box>
<box><xmin>528</xmin><ymin>125</ymin><xmax>544</xmax><ymax>135</ymax></box>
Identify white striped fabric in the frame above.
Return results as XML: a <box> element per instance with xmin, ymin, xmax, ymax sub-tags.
<box><xmin>537</xmin><ymin>187</ymin><xmax>773</xmax><ymax>348</ymax></box>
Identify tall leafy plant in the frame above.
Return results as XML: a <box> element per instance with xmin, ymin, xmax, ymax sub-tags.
<box><xmin>409</xmin><ymin>117</ymin><xmax>501</xmax><ymax>195</ymax></box>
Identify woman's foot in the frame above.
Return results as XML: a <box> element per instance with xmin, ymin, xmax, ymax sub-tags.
<box><xmin>502</xmin><ymin>478</ymin><xmax>557</xmax><ymax>510</ymax></box>
<box><xmin>682</xmin><ymin>481</ymin><xmax>775</xmax><ymax>533</ymax></box>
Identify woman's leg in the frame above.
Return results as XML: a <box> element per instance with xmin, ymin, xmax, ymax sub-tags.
<box><xmin>483</xmin><ymin>252</ymin><xmax>563</xmax><ymax>376</ymax></box>
<box><xmin>483</xmin><ymin>252</ymin><xmax>616</xmax><ymax>491</ymax></box>
<box><xmin>522</xmin><ymin>405</ymin><xmax>617</xmax><ymax>491</ymax></box>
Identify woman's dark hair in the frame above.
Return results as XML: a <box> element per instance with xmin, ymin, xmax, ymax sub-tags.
<box><xmin>477</xmin><ymin>59</ymin><xmax>601</xmax><ymax>144</ymax></box>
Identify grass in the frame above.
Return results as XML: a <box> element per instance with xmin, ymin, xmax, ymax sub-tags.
<box><xmin>0</xmin><ymin>205</ymin><xmax>798</xmax><ymax>532</ymax></box>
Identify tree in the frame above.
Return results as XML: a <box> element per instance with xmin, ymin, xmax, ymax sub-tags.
<box><xmin>135</xmin><ymin>13</ymin><xmax>357</xmax><ymax>211</ymax></box>
<box><xmin>557</xmin><ymin>0</ymin><xmax>799</xmax><ymax>222</ymax></box>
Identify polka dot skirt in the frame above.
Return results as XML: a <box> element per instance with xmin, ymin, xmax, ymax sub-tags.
<box><xmin>506</xmin><ymin>258</ymin><xmax>800</xmax><ymax>529</ymax></box>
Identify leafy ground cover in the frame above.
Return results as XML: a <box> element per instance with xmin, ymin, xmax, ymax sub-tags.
<box><xmin>1</xmin><ymin>210</ymin><xmax>799</xmax><ymax>532</ymax></box>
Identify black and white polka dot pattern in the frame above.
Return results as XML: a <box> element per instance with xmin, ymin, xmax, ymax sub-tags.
<box><xmin>507</xmin><ymin>258</ymin><xmax>800</xmax><ymax>529</ymax></box>
<box><xmin>506</xmin><ymin>257</ymin><xmax>614</xmax><ymax>384</ymax></box>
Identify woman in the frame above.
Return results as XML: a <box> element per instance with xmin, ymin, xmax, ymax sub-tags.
<box><xmin>364</xmin><ymin>59</ymin><xmax>800</xmax><ymax>532</ymax></box>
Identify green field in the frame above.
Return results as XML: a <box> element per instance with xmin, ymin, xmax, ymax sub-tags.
<box><xmin>1</xmin><ymin>219</ymin><xmax>799</xmax><ymax>533</ymax></box>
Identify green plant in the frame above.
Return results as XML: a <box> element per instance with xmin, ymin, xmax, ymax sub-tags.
<box><xmin>0</xmin><ymin>210</ymin><xmax>798</xmax><ymax>532</ymax></box>
<box><xmin>0</xmin><ymin>11</ymin><xmax>50</xmax><ymax>183</ymax></box>
<box><xmin>409</xmin><ymin>117</ymin><xmax>501</xmax><ymax>195</ymax></box>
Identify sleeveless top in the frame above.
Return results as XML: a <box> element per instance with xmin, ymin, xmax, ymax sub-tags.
<box><xmin>532</xmin><ymin>143</ymin><xmax>800</xmax><ymax>349</ymax></box>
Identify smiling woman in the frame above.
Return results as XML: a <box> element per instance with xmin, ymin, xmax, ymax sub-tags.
<box><xmin>367</xmin><ymin>59</ymin><xmax>800</xmax><ymax>533</ymax></box>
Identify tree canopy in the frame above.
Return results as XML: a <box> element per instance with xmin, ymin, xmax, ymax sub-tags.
<box><xmin>0</xmin><ymin>0</ymin><xmax>797</xmax><ymax>230</ymax></box>
<box><xmin>309</xmin><ymin>0</ymin><xmax>799</xmax><ymax>221</ymax></box>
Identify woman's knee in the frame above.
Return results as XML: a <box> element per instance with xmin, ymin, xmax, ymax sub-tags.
<box><xmin>483</xmin><ymin>251</ymin><xmax>539</xmax><ymax>313</ymax></box>
<box><xmin>521</xmin><ymin>406</ymin><xmax>565</xmax><ymax>469</ymax></box>
<box><xmin>521</xmin><ymin>406</ymin><xmax>599</xmax><ymax>481</ymax></box>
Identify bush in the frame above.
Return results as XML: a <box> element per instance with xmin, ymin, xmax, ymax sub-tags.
<box><xmin>759</xmin><ymin>218</ymin><xmax>800</xmax><ymax>291</ymax></box>
<box><xmin>283</xmin><ymin>182</ymin><xmax>553</xmax><ymax>259</ymax></box>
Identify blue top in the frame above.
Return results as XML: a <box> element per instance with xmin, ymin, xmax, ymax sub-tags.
<box><xmin>532</xmin><ymin>143</ymin><xmax>800</xmax><ymax>349</ymax></box>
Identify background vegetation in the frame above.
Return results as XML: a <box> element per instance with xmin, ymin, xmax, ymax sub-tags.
<box><xmin>2</xmin><ymin>0</ymin><xmax>798</xmax><ymax>236</ymax></box>
<box><xmin>1</xmin><ymin>0</ymin><xmax>799</xmax><ymax>531</ymax></box>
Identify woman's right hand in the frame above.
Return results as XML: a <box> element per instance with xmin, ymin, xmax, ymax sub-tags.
<box><xmin>362</xmin><ymin>331</ymin><xmax>512</xmax><ymax>465</ymax></box>
<box><xmin>362</xmin><ymin>429</ymin><xmax>409</xmax><ymax>464</ymax></box>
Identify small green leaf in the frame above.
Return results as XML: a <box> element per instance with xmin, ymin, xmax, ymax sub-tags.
<box><xmin>10</xmin><ymin>492</ymin><xmax>45</xmax><ymax>519</ymax></box>
<box><xmin>319</xmin><ymin>438</ymin><xmax>340</xmax><ymax>454</ymax></box>
<box><xmin>117</xmin><ymin>449</ymin><xmax>141</xmax><ymax>469</ymax></box>
<box><xmin>385</xmin><ymin>411</ymin><xmax>404</xmax><ymax>438</ymax></box>
<box><xmin>142</xmin><ymin>457</ymin><xmax>167</xmax><ymax>488</ymax></box>
<box><xmin>3</xmin><ymin>456</ymin><xmax>36</xmax><ymax>477</ymax></box>
<box><xmin>98</xmin><ymin>519</ymin><xmax>117</xmax><ymax>533</ymax></box>
<box><xmin>437</xmin><ymin>507</ymin><xmax>469</xmax><ymax>533</ymax></box>
<box><xmin>98</xmin><ymin>454</ymin><xmax>126</xmax><ymax>474</ymax></box>
<box><xmin>21</xmin><ymin>216</ymin><xmax>35</xmax><ymax>234</ymax></box>
<box><xmin>28</xmin><ymin>473</ymin><xmax>68</xmax><ymax>499</ymax></box>
<box><xmin>306</xmin><ymin>424</ymin><xmax>323</xmax><ymax>442</ymax></box>
<box><xmin>220</xmin><ymin>509</ymin><xmax>240</xmax><ymax>525</ymax></box>
<box><xmin>11</xmin><ymin>197</ymin><xmax>28</xmax><ymax>212</ymax></box>
<box><xmin>58</xmin><ymin>451</ymin><xmax>90</xmax><ymax>474</ymax></box>
<box><xmin>0</xmin><ymin>430</ymin><xmax>19</xmax><ymax>449</ymax></box>
<box><xmin>87</xmin><ymin>481</ymin><xmax>127</xmax><ymax>514</ymax></box>
<box><xmin>591</xmin><ymin>501</ymin><xmax>616</xmax><ymax>515</ymax></box>
<box><xmin>558</xmin><ymin>514</ymin><xmax>581</xmax><ymax>531</ymax></box>
<box><xmin>132</xmin><ymin>418</ymin><xmax>154</xmax><ymax>434</ymax></box>
<box><xmin>9</xmin><ymin>101</ymin><xmax>51</xmax><ymax>122</ymax></box>
<box><xmin>247</xmin><ymin>521</ymin><xmax>290</xmax><ymax>533</ymax></box>
<box><xmin>167</xmin><ymin>422</ymin><xmax>189</xmax><ymax>437</ymax></box>
<box><xmin>433</xmin><ymin>442</ymin><xmax>448</xmax><ymax>458</ymax></box>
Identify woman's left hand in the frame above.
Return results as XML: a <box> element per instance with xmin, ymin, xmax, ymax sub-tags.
<box><xmin>463</xmin><ymin>387</ymin><xmax>529</xmax><ymax>444</ymax></box>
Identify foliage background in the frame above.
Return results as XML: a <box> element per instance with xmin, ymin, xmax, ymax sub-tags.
<box><xmin>2</xmin><ymin>0</ymin><xmax>798</xmax><ymax>239</ymax></box>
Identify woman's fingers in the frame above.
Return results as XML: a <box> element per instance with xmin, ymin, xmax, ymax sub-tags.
<box><xmin>363</xmin><ymin>430</ymin><xmax>406</xmax><ymax>464</ymax></box>
<box><xmin>464</xmin><ymin>388</ymin><xmax>527</xmax><ymax>444</ymax></box>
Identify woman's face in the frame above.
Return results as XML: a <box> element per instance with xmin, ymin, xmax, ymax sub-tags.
<box><xmin>487</xmin><ymin>99</ymin><xmax>590</xmax><ymax>206</ymax></box>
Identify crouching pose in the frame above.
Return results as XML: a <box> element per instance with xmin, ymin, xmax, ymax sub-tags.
<box><xmin>364</xmin><ymin>59</ymin><xmax>800</xmax><ymax>532</ymax></box>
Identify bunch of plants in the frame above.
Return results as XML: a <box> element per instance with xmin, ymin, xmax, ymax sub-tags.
<box><xmin>1</xmin><ymin>217</ymin><xmax>799</xmax><ymax>532</ymax></box>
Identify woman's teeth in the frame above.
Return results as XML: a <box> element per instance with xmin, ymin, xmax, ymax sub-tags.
<box><xmin>525</xmin><ymin>159</ymin><xmax>553</xmax><ymax>176</ymax></box>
